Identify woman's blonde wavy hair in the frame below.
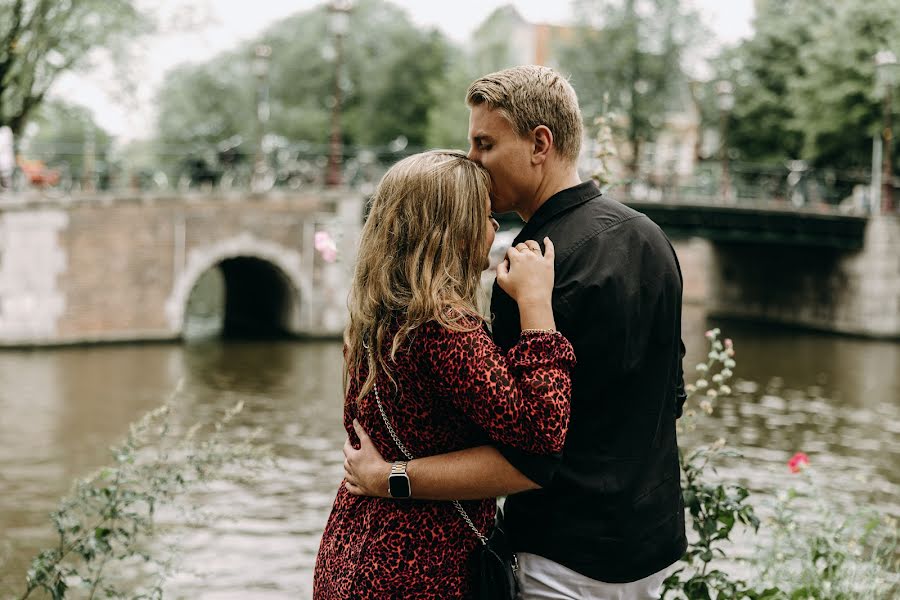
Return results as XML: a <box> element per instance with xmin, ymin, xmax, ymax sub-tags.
<box><xmin>345</xmin><ymin>150</ymin><xmax>492</xmax><ymax>402</ymax></box>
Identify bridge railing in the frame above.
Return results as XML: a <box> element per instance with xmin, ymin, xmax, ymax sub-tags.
<box><xmin>609</xmin><ymin>160</ymin><xmax>879</xmax><ymax>215</ymax></box>
<box><xmin>2</xmin><ymin>143</ymin><xmax>890</xmax><ymax>218</ymax></box>
<box><xmin>0</xmin><ymin>138</ymin><xmax>421</xmax><ymax>202</ymax></box>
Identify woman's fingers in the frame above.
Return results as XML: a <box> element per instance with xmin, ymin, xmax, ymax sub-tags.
<box><xmin>543</xmin><ymin>237</ymin><xmax>554</xmax><ymax>261</ymax></box>
<box><xmin>496</xmin><ymin>258</ymin><xmax>510</xmax><ymax>280</ymax></box>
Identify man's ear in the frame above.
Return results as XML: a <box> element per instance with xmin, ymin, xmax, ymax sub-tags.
<box><xmin>532</xmin><ymin>125</ymin><xmax>553</xmax><ymax>165</ymax></box>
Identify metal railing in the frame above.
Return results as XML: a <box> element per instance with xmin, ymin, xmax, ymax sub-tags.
<box><xmin>606</xmin><ymin>160</ymin><xmax>884</xmax><ymax>215</ymax></box>
<box><xmin>2</xmin><ymin>141</ymin><xmax>893</xmax><ymax>218</ymax></box>
<box><xmin>0</xmin><ymin>137</ymin><xmax>420</xmax><ymax>201</ymax></box>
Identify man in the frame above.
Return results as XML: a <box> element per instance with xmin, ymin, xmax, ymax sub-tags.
<box><xmin>344</xmin><ymin>65</ymin><xmax>687</xmax><ymax>599</ymax></box>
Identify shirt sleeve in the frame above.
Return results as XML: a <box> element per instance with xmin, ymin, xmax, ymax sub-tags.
<box><xmin>429</xmin><ymin>324</ymin><xmax>576</xmax><ymax>455</ymax></box>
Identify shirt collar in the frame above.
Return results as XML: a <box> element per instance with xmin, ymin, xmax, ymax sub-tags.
<box><xmin>512</xmin><ymin>180</ymin><xmax>602</xmax><ymax>244</ymax></box>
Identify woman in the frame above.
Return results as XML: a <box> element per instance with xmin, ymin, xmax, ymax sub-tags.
<box><xmin>313</xmin><ymin>150</ymin><xmax>575</xmax><ymax>599</ymax></box>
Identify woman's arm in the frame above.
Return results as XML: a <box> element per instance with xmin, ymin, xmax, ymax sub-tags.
<box><xmin>343</xmin><ymin>426</ymin><xmax>538</xmax><ymax>500</ymax></box>
<box><xmin>431</xmin><ymin>237</ymin><xmax>575</xmax><ymax>454</ymax></box>
<box><xmin>431</xmin><ymin>322</ymin><xmax>575</xmax><ymax>454</ymax></box>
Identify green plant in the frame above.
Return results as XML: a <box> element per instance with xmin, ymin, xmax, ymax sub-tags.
<box><xmin>663</xmin><ymin>329</ymin><xmax>778</xmax><ymax>599</ymax></box>
<box><xmin>664</xmin><ymin>329</ymin><xmax>899</xmax><ymax>599</ymax></box>
<box><xmin>11</xmin><ymin>381</ymin><xmax>271</xmax><ymax>600</ymax></box>
<box><xmin>754</xmin><ymin>460</ymin><xmax>899</xmax><ymax>600</ymax></box>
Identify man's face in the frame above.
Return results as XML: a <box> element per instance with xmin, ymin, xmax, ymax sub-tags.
<box><xmin>467</xmin><ymin>104</ymin><xmax>536</xmax><ymax>216</ymax></box>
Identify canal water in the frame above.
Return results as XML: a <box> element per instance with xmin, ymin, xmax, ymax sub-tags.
<box><xmin>1</xmin><ymin>309</ymin><xmax>898</xmax><ymax>597</ymax></box>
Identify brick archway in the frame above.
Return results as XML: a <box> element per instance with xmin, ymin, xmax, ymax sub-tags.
<box><xmin>166</xmin><ymin>233</ymin><xmax>312</xmax><ymax>337</ymax></box>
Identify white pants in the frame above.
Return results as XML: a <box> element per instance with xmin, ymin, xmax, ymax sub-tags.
<box><xmin>517</xmin><ymin>553</ymin><xmax>668</xmax><ymax>600</ymax></box>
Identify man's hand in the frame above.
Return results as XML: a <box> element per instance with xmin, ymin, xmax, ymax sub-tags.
<box><xmin>343</xmin><ymin>419</ymin><xmax>391</xmax><ymax>497</ymax></box>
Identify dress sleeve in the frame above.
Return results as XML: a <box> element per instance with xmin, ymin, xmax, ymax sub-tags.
<box><xmin>429</xmin><ymin>323</ymin><xmax>576</xmax><ymax>455</ymax></box>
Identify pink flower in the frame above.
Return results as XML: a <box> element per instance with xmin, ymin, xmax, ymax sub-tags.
<box><xmin>705</xmin><ymin>330</ymin><xmax>715</xmax><ymax>340</ymax></box>
<box><xmin>788</xmin><ymin>452</ymin><xmax>810</xmax><ymax>473</ymax></box>
<box><xmin>724</xmin><ymin>338</ymin><xmax>733</xmax><ymax>349</ymax></box>
<box><xmin>314</xmin><ymin>231</ymin><xmax>338</xmax><ymax>263</ymax></box>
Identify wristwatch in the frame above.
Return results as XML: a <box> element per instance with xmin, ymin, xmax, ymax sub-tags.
<box><xmin>388</xmin><ymin>460</ymin><xmax>411</xmax><ymax>498</ymax></box>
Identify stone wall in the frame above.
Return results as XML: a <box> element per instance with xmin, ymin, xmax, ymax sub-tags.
<box><xmin>0</xmin><ymin>191</ymin><xmax>363</xmax><ymax>346</ymax></box>
<box><xmin>2</xmin><ymin>194</ymin><xmax>896</xmax><ymax>345</ymax></box>
<box><xmin>704</xmin><ymin>215</ymin><xmax>900</xmax><ymax>339</ymax></box>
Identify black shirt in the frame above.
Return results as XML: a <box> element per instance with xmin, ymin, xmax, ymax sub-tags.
<box><xmin>491</xmin><ymin>180</ymin><xmax>688</xmax><ymax>584</ymax></box>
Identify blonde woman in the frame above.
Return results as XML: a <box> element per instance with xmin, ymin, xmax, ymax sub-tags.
<box><xmin>313</xmin><ymin>150</ymin><xmax>575</xmax><ymax>599</ymax></box>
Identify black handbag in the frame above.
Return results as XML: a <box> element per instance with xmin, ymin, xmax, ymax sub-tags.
<box><xmin>472</xmin><ymin>506</ymin><xmax>519</xmax><ymax>600</ymax></box>
<box><xmin>373</xmin><ymin>381</ymin><xmax>520</xmax><ymax>600</ymax></box>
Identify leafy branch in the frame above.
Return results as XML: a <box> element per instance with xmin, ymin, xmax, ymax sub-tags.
<box><xmin>14</xmin><ymin>381</ymin><xmax>271</xmax><ymax>600</ymax></box>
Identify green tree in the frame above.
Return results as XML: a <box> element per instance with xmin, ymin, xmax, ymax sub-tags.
<box><xmin>23</xmin><ymin>98</ymin><xmax>113</xmax><ymax>184</ymax></box>
<box><xmin>789</xmin><ymin>0</ymin><xmax>900</xmax><ymax>169</ymax></box>
<box><xmin>721</xmin><ymin>0</ymin><xmax>900</xmax><ymax>171</ymax></box>
<box><xmin>154</xmin><ymin>0</ymin><xmax>454</xmax><ymax>163</ymax></box>
<box><xmin>559</xmin><ymin>0</ymin><xmax>704</xmax><ymax>177</ymax></box>
<box><xmin>426</xmin><ymin>55</ymin><xmax>477</xmax><ymax>150</ymax></box>
<box><xmin>0</xmin><ymin>0</ymin><xmax>148</xmax><ymax>137</ymax></box>
<box><xmin>155</xmin><ymin>55</ymin><xmax>255</xmax><ymax>151</ymax></box>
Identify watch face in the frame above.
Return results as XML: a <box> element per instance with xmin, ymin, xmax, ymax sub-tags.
<box><xmin>389</xmin><ymin>473</ymin><xmax>411</xmax><ymax>498</ymax></box>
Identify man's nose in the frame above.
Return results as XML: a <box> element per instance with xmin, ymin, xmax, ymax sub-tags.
<box><xmin>467</xmin><ymin>147</ymin><xmax>479</xmax><ymax>163</ymax></box>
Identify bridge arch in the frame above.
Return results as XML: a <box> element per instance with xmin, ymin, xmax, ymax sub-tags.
<box><xmin>166</xmin><ymin>233</ymin><xmax>312</xmax><ymax>338</ymax></box>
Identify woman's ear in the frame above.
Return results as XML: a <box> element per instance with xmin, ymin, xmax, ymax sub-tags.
<box><xmin>532</xmin><ymin>125</ymin><xmax>553</xmax><ymax>165</ymax></box>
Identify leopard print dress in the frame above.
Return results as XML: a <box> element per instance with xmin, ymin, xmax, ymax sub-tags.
<box><xmin>313</xmin><ymin>319</ymin><xmax>575</xmax><ymax>599</ymax></box>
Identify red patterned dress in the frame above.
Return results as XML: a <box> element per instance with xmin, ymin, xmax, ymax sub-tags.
<box><xmin>313</xmin><ymin>319</ymin><xmax>575</xmax><ymax>599</ymax></box>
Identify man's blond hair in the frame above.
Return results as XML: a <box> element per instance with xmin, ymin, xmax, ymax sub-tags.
<box><xmin>466</xmin><ymin>65</ymin><xmax>583</xmax><ymax>163</ymax></box>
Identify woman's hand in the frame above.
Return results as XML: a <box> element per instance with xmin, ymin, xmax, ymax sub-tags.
<box><xmin>496</xmin><ymin>237</ymin><xmax>555</xmax><ymax>308</ymax></box>
<box><xmin>343</xmin><ymin>419</ymin><xmax>391</xmax><ymax>498</ymax></box>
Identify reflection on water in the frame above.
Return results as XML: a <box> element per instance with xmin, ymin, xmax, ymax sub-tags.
<box><xmin>1</xmin><ymin>307</ymin><xmax>898</xmax><ymax>597</ymax></box>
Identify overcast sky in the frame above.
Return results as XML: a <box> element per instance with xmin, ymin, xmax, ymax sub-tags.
<box><xmin>51</xmin><ymin>0</ymin><xmax>755</xmax><ymax>141</ymax></box>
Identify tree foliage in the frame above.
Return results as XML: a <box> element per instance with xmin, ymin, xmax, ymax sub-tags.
<box><xmin>154</xmin><ymin>0</ymin><xmax>454</xmax><ymax>160</ymax></box>
<box><xmin>558</xmin><ymin>0</ymin><xmax>705</xmax><ymax>176</ymax></box>
<box><xmin>721</xmin><ymin>0</ymin><xmax>900</xmax><ymax>170</ymax></box>
<box><xmin>0</xmin><ymin>0</ymin><xmax>148</xmax><ymax>136</ymax></box>
<box><xmin>24</xmin><ymin>99</ymin><xmax>112</xmax><ymax>177</ymax></box>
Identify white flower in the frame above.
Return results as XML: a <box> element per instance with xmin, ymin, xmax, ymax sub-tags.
<box><xmin>696</xmin><ymin>363</ymin><xmax>708</xmax><ymax>372</ymax></box>
<box><xmin>695</xmin><ymin>379</ymin><xmax>708</xmax><ymax>389</ymax></box>
<box><xmin>719</xmin><ymin>385</ymin><xmax>732</xmax><ymax>395</ymax></box>
<box><xmin>706</xmin><ymin>389</ymin><xmax>718</xmax><ymax>398</ymax></box>
<box><xmin>700</xmin><ymin>400</ymin><xmax>713</xmax><ymax>414</ymax></box>
<box><xmin>712</xmin><ymin>374</ymin><xmax>723</xmax><ymax>383</ymax></box>
<box><xmin>724</xmin><ymin>359</ymin><xmax>736</xmax><ymax>369</ymax></box>
<box><xmin>721</xmin><ymin>368</ymin><xmax>733</xmax><ymax>378</ymax></box>
<box><xmin>713</xmin><ymin>341</ymin><xmax>723</xmax><ymax>351</ymax></box>
<box><xmin>708</xmin><ymin>351</ymin><xmax>718</xmax><ymax>360</ymax></box>
<box><xmin>685</xmin><ymin>383</ymin><xmax>696</xmax><ymax>393</ymax></box>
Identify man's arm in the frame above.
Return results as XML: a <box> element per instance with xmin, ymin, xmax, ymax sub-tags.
<box><xmin>343</xmin><ymin>420</ymin><xmax>539</xmax><ymax>500</ymax></box>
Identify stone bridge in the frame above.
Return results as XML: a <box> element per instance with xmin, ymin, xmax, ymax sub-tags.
<box><xmin>623</xmin><ymin>201</ymin><xmax>900</xmax><ymax>339</ymax></box>
<box><xmin>0</xmin><ymin>191</ymin><xmax>363</xmax><ymax>346</ymax></box>
<box><xmin>2</xmin><ymin>191</ymin><xmax>899</xmax><ymax>346</ymax></box>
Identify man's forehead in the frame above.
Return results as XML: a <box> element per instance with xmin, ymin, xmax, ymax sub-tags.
<box><xmin>468</xmin><ymin>106</ymin><xmax>508</xmax><ymax>137</ymax></box>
